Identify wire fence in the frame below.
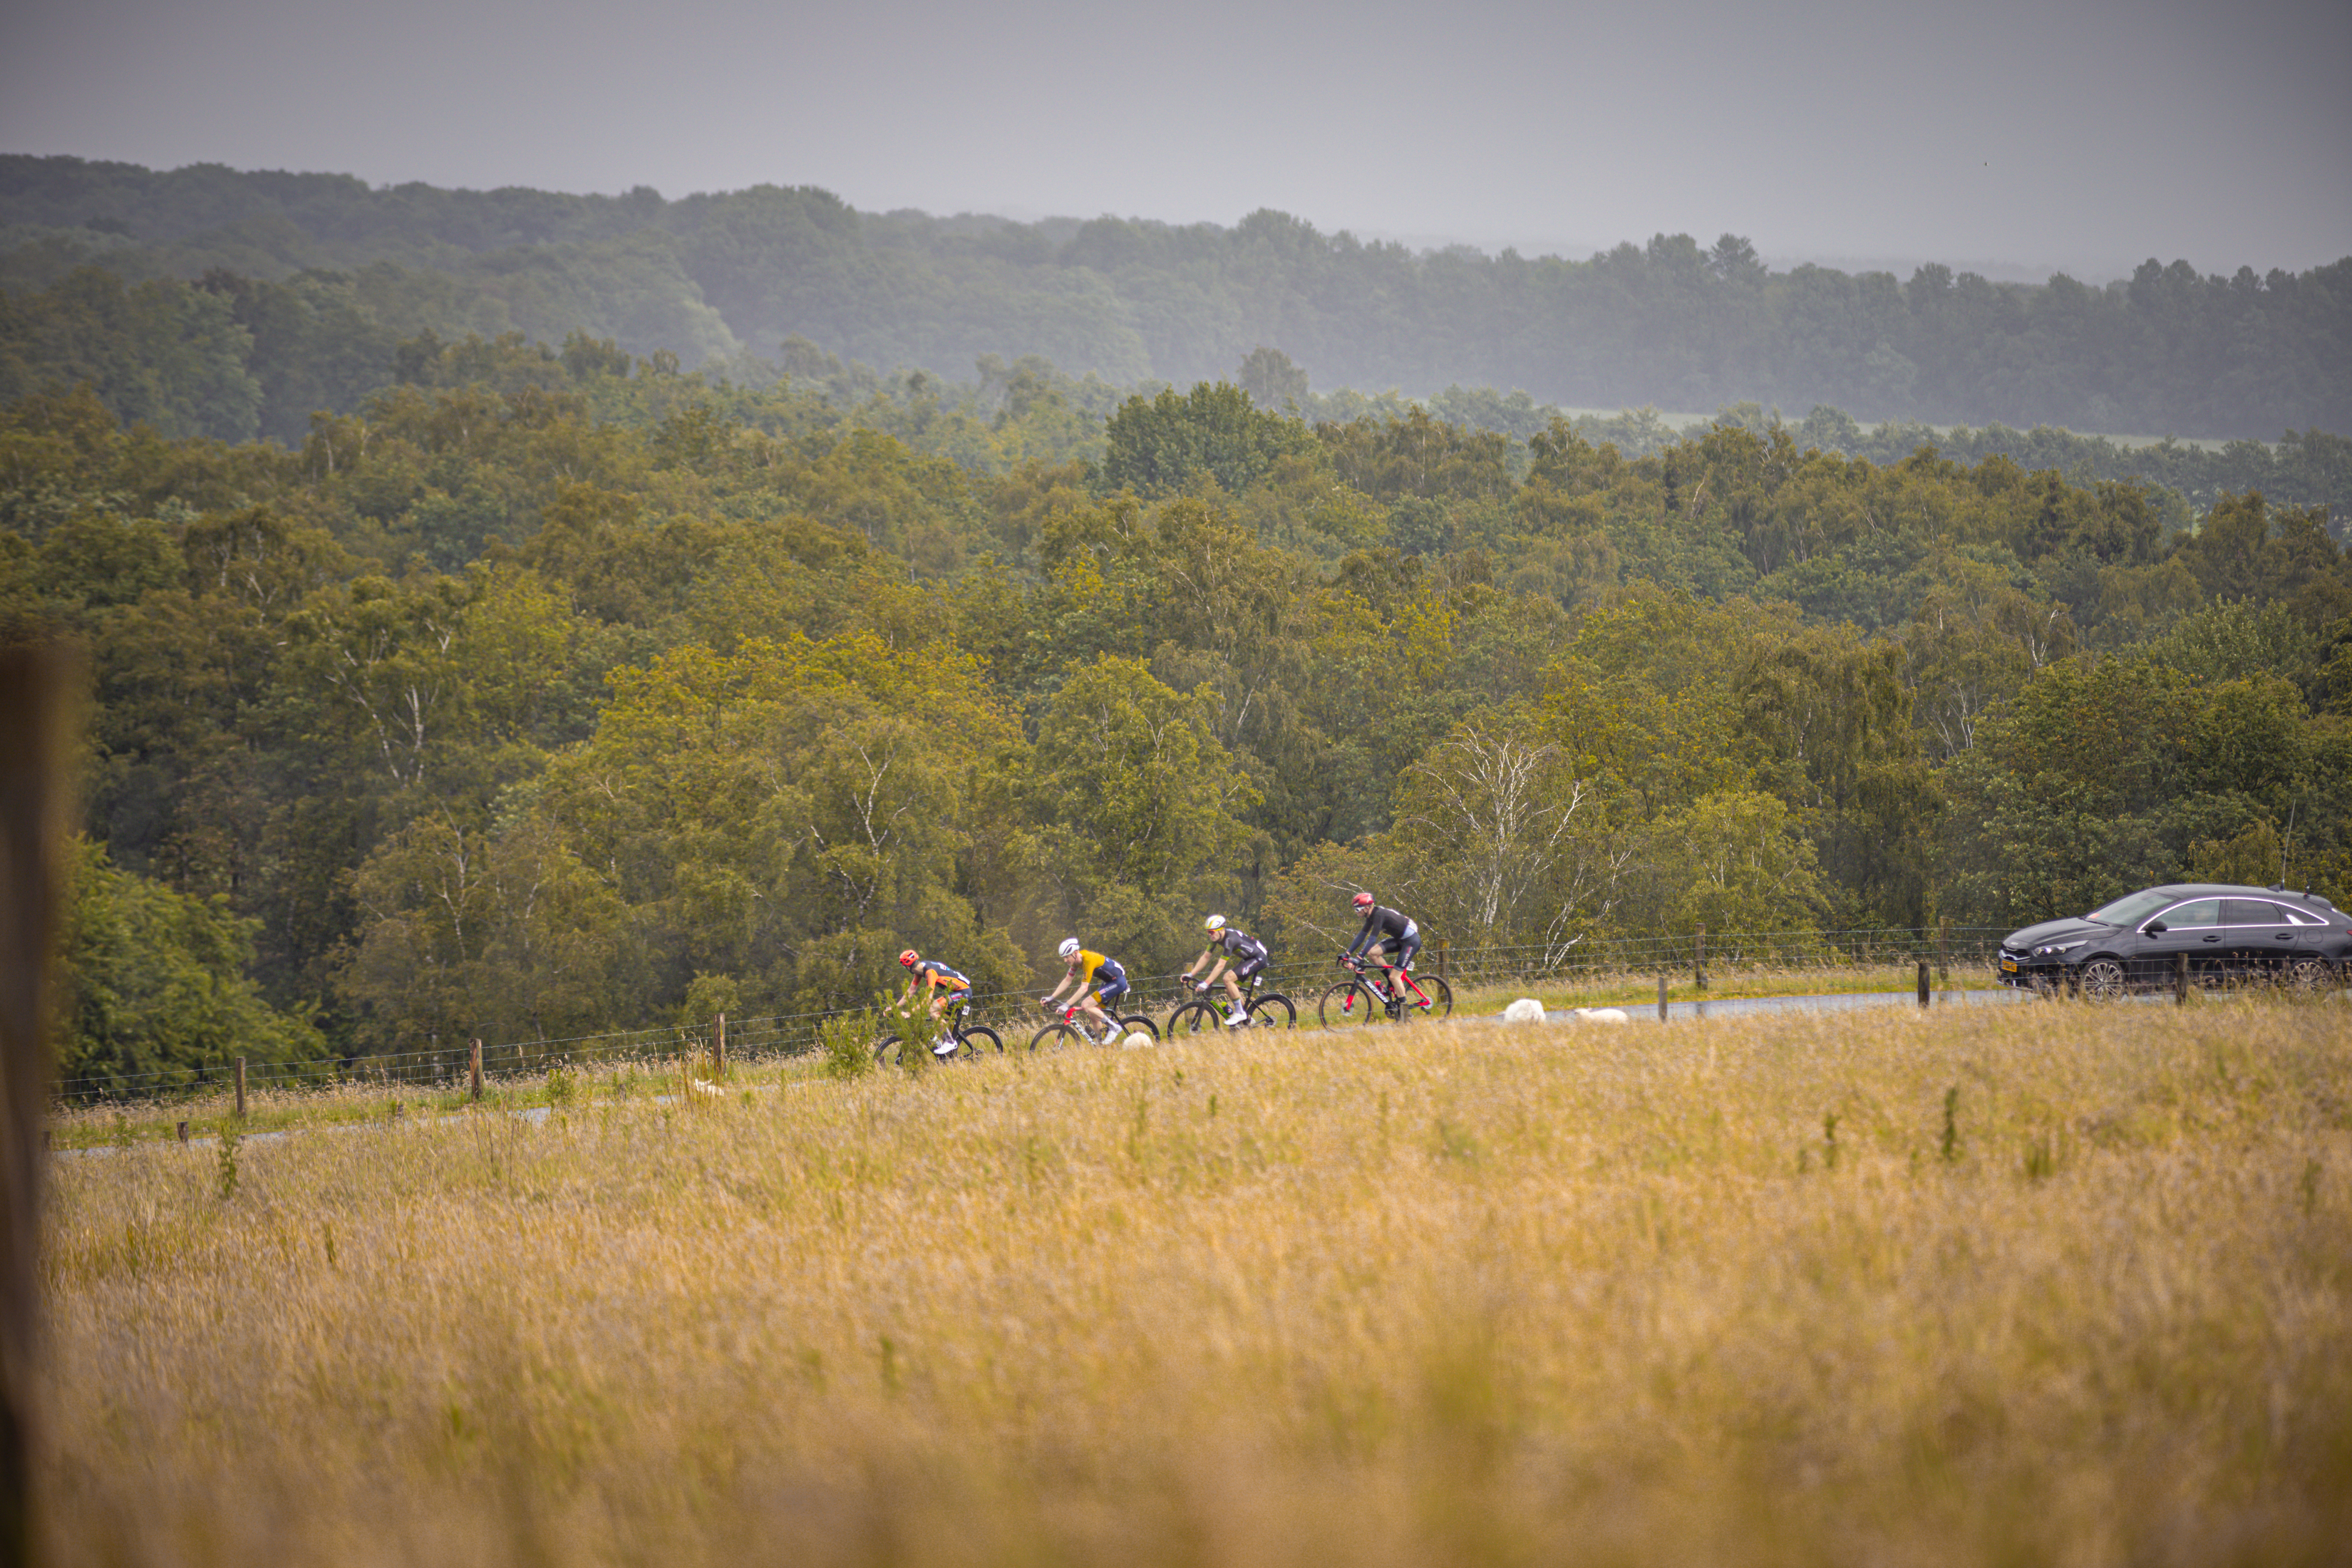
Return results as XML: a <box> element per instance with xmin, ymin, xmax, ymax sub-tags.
<box><xmin>52</xmin><ymin>924</ymin><xmax>2021</xmax><ymax>1109</ymax></box>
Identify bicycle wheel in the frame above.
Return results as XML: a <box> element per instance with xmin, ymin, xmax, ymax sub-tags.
<box><xmin>1318</xmin><ymin>979</ymin><xmax>1383</xmax><ymax>1029</ymax></box>
<box><xmin>956</xmin><ymin>1025</ymin><xmax>1004</xmax><ymax>1056</ymax></box>
<box><xmin>1115</xmin><ymin>1014</ymin><xmax>1160</xmax><ymax>1042</ymax></box>
<box><xmin>1164</xmin><ymin>1001</ymin><xmax>1222</xmax><ymax>1039</ymax></box>
<box><xmin>1028</xmin><ymin>1022</ymin><xmax>1086</xmax><ymax>1051</ymax></box>
<box><xmin>1400</xmin><ymin>974</ymin><xmax>1453</xmax><ymax>1021</ymax></box>
<box><xmin>1247</xmin><ymin>991</ymin><xmax>1296</xmax><ymax>1028</ymax></box>
<box><xmin>872</xmin><ymin>1033</ymin><xmax>904</xmax><ymax>1066</ymax></box>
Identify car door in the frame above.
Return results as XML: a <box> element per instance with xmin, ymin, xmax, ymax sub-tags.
<box><xmin>2132</xmin><ymin>898</ymin><xmax>2223</xmax><ymax>985</ymax></box>
<box><xmin>2219</xmin><ymin>898</ymin><xmax>2301</xmax><ymax>980</ymax></box>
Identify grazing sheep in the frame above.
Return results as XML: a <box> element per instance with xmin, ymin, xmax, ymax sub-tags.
<box><xmin>690</xmin><ymin>1078</ymin><xmax>725</xmax><ymax>1097</ymax></box>
<box><xmin>1502</xmin><ymin>998</ymin><xmax>1547</xmax><ymax>1024</ymax></box>
<box><xmin>1120</xmin><ymin>1032</ymin><xmax>1157</xmax><ymax>1050</ymax></box>
<box><xmin>1572</xmin><ymin>1007</ymin><xmax>1631</xmax><ymax>1024</ymax></box>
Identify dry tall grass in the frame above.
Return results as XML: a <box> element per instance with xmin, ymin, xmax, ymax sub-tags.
<box><xmin>38</xmin><ymin>999</ymin><xmax>2352</xmax><ymax>1566</ymax></box>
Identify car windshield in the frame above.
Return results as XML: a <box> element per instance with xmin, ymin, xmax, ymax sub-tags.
<box><xmin>2085</xmin><ymin>889</ymin><xmax>2180</xmax><ymax>927</ymax></box>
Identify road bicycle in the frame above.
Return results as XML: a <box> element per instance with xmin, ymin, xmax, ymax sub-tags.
<box><xmin>872</xmin><ymin>1001</ymin><xmax>1002</xmax><ymax>1066</ymax></box>
<box><xmin>1318</xmin><ymin>951</ymin><xmax>1453</xmax><ymax>1028</ymax></box>
<box><xmin>1027</xmin><ymin>997</ymin><xmax>1162</xmax><ymax>1050</ymax></box>
<box><xmin>1164</xmin><ymin>970</ymin><xmax>1296</xmax><ymax>1037</ymax></box>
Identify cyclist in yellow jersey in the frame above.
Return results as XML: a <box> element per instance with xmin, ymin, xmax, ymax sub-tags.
<box><xmin>1040</xmin><ymin>936</ymin><xmax>1130</xmax><ymax>1041</ymax></box>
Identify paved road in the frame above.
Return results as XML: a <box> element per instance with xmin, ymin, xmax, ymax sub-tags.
<box><xmin>1601</xmin><ymin>986</ymin><xmax>2028</xmax><ymax>1024</ymax></box>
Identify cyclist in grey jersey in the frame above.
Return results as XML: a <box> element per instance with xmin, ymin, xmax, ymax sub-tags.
<box><xmin>1344</xmin><ymin>892</ymin><xmax>1422</xmax><ymax>1004</ymax></box>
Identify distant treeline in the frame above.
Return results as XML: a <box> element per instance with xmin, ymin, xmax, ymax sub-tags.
<box><xmin>4</xmin><ymin>265</ymin><xmax>2349</xmax><ymax>533</ymax></box>
<box><xmin>5</xmin><ymin>155</ymin><xmax>2349</xmax><ymax>440</ymax></box>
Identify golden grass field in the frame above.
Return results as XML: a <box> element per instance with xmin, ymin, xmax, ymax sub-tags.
<box><xmin>38</xmin><ymin>995</ymin><xmax>2352</xmax><ymax>1566</ymax></box>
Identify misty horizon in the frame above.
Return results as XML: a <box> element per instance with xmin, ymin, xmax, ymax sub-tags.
<box><xmin>5</xmin><ymin>0</ymin><xmax>2347</xmax><ymax>282</ymax></box>
<box><xmin>10</xmin><ymin>150</ymin><xmax>2306</xmax><ymax>292</ymax></box>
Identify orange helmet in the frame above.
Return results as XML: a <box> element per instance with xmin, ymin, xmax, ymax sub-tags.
<box><xmin>899</xmin><ymin>949</ymin><xmax>919</xmax><ymax>967</ymax></box>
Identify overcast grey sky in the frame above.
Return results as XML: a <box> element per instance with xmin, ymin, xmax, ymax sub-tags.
<box><xmin>5</xmin><ymin>0</ymin><xmax>2347</xmax><ymax>278</ymax></box>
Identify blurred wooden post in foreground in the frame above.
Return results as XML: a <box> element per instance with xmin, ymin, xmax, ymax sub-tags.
<box><xmin>234</xmin><ymin>1058</ymin><xmax>245</xmax><ymax>1120</ymax></box>
<box><xmin>1937</xmin><ymin>918</ymin><xmax>1951</xmax><ymax>1003</ymax></box>
<box><xmin>713</xmin><ymin>1013</ymin><xmax>726</xmax><ymax>1078</ymax></box>
<box><xmin>2175</xmin><ymin>952</ymin><xmax>2189</xmax><ymax>1005</ymax></box>
<box><xmin>468</xmin><ymin>1039</ymin><xmax>483</xmax><ymax>1102</ymax></box>
<box><xmin>1435</xmin><ymin>942</ymin><xmax>1447</xmax><ymax>981</ymax></box>
<box><xmin>1694</xmin><ymin>925</ymin><xmax>1708</xmax><ymax>991</ymax></box>
<box><xmin>1657</xmin><ymin>974</ymin><xmax>1668</xmax><ymax>1023</ymax></box>
<box><xmin>0</xmin><ymin>644</ymin><xmax>78</xmax><ymax>1565</ymax></box>
<box><xmin>1917</xmin><ymin>960</ymin><xmax>1931</xmax><ymax>1010</ymax></box>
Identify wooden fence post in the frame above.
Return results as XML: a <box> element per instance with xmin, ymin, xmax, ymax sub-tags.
<box><xmin>2175</xmin><ymin>951</ymin><xmax>2189</xmax><ymax>1006</ymax></box>
<box><xmin>1917</xmin><ymin>959</ymin><xmax>1930</xmax><ymax>1010</ymax></box>
<box><xmin>1937</xmin><ymin>918</ymin><xmax>1951</xmax><ymax>1001</ymax></box>
<box><xmin>1436</xmin><ymin>941</ymin><xmax>1448</xmax><ymax>981</ymax></box>
<box><xmin>1657</xmin><ymin>973</ymin><xmax>1668</xmax><ymax>1023</ymax></box>
<box><xmin>234</xmin><ymin>1057</ymin><xmax>246</xmax><ymax>1120</ymax></box>
<box><xmin>469</xmin><ymin>1038</ymin><xmax>483</xmax><ymax>1101</ymax></box>
<box><xmin>1694</xmin><ymin>925</ymin><xmax>1708</xmax><ymax>991</ymax></box>
<box><xmin>714</xmin><ymin>1013</ymin><xmax>726</xmax><ymax>1078</ymax></box>
<box><xmin>176</xmin><ymin>1121</ymin><xmax>187</xmax><ymax>1144</ymax></box>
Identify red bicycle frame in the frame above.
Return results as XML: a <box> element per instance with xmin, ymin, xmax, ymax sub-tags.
<box><xmin>1343</xmin><ymin>953</ymin><xmax>1431</xmax><ymax>1009</ymax></box>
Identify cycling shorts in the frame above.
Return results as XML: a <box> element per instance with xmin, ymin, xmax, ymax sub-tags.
<box><xmin>1231</xmin><ymin>951</ymin><xmax>1267</xmax><ymax>982</ymax></box>
<box><xmin>1379</xmin><ymin>924</ymin><xmax>1421</xmax><ymax>969</ymax></box>
<box><xmin>1090</xmin><ymin>959</ymin><xmax>1129</xmax><ymax>1004</ymax></box>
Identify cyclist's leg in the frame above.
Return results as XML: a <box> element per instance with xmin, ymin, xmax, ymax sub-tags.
<box><xmin>935</xmin><ymin>991</ymin><xmax>972</xmax><ymax>1053</ymax></box>
<box><xmin>1226</xmin><ymin>956</ymin><xmax>1263</xmax><ymax>1021</ymax></box>
<box><xmin>1392</xmin><ymin>936</ymin><xmax>1426</xmax><ymax>1005</ymax></box>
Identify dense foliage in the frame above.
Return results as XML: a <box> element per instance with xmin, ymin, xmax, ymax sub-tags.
<box><xmin>7</xmin><ymin>155</ymin><xmax>2351</xmax><ymax>441</ymax></box>
<box><xmin>6</xmin><ymin>339</ymin><xmax>2349</xmax><ymax>1085</ymax></box>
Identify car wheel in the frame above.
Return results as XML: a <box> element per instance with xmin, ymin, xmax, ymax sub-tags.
<box><xmin>2285</xmin><ymin>956</ymin><xmax>2332</xmax><ymax>993</ymax></box>
<box><xmin>2078</xmin><ymin>956</ymin><xmax>2129</xmax><ymax>1001</ymax></box>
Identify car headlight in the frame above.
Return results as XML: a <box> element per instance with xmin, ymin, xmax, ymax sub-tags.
<box><xmin>2032</xmin><ymin>939</ymin><xmax>2087</xmax><ymax>957</ymax></box>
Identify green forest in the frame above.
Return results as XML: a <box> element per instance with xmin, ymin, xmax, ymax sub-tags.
<box><xmin>6</xmin><ymin>318</ymin><xmax>2350</xmax><ymax>1090</ymax></box>
<box><xmin>7</xmin><ymin>155</ymin><xmax>2352</xmax><ymax>445</ymax></box>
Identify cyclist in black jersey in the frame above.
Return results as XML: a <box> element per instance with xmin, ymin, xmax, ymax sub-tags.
<box><xmin>1343</xmin><ymin>892</ymin><xmax>1423</xmax><ymax>1004</ymax></box>
<box><xmin>1181</xmin><ymin>914</ymin><xmax>1267</xmax><ymax>1028</ymax></box>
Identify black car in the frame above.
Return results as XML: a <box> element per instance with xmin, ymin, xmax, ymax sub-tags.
<box><xmin>1997</xmin><ymin>883</ymin><xmax>2350</xmax><ymax>997</ymax></box>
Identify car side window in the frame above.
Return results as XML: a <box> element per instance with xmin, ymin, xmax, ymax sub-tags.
<box><xmin>2220</xmin><ymin>899</ymin><xmax>2286</xmax><ymax>927</ymax></box>
<box><xmin>2279</xmin><ymin>905</ymin><xmax>2325</xmax><ymax>927</ymax></box>
<box><xmin>2154</xmin><ymin>899</ymin><xmax>2219</xmax><ymax>928</ymax></box>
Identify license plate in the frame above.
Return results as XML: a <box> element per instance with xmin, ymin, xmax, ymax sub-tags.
<box><xmin>2000</xmin><ymin>959</ymin><xmax>2018</xmax><ymax>973</ymax></box>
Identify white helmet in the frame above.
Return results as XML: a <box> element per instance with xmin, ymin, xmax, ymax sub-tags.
<box><xmin>1057</xmin><ymin>937</ymin><xmax>1081</xmax><ymax>960</ymax></box>
<box><xmin>1205</xmin><ymin>914</ymin><xmax>1226</xmax><ymax>932</ymax></box>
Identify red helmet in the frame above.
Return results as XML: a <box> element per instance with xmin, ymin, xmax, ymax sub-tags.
<box><xmin>898</xmin><ymin>949</ymin><xmax>919</xmax><ymax>967</ymax></box>
<box><xmin>1352</xmin><ymin>891</ymin><xmax>1375</xmax><ymax>909</ymax></box>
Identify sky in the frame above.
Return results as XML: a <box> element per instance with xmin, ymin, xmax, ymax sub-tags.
<box><xmin>4</xmin><ymin>0</ymin><xmax>2348</xmax><ymax>279</ymax></box>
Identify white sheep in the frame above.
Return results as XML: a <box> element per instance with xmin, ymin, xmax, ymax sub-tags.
<box><xmin>1501</xmin><ymin>998</ymin><xmax>1547</xmax><ymax>1024</ymax></box>
<box><xmin>1571</xmin><ymin>1007</ymin><xmax>1631</xmax><ymax>1025</ymax></box>
<box><xmin>1120</xmin><ymin>1032</ymin><xmax>1157</xmax><ymax>1050</ymax></box>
